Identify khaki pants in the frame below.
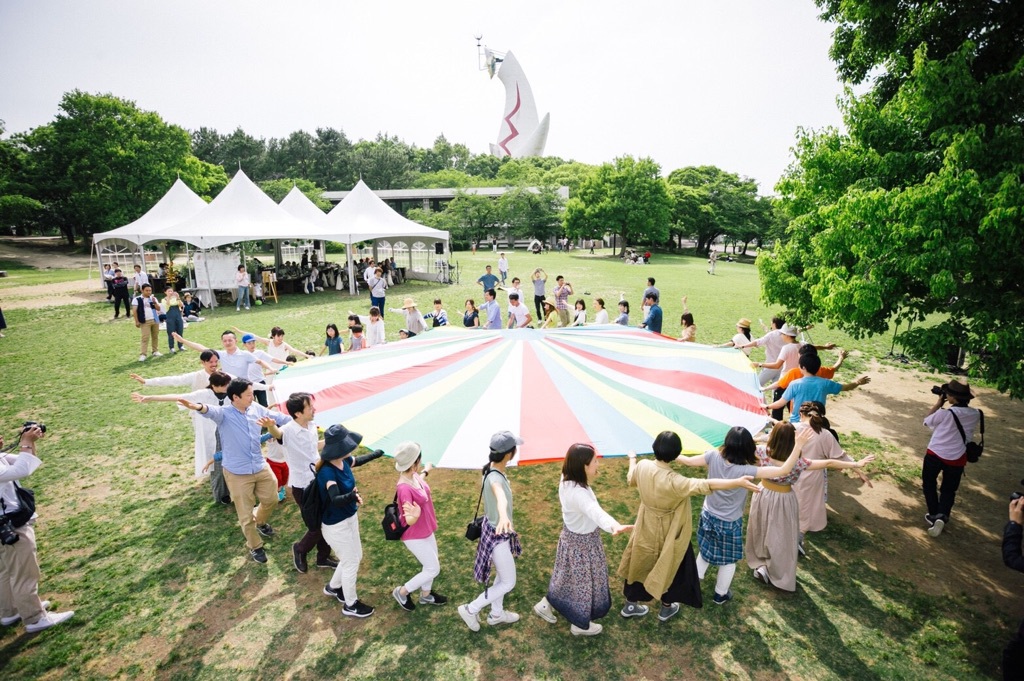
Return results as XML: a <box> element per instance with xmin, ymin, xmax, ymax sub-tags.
<box><xmin>223</xmin><ymin>467</ymin><xmax>278</xmax><ymax>549</ymax></box>
<box><xmin>139</xmin><ymin>320</ymin><xmax>160</xmax><ymax>356</ymax></box>
<box><xmin>557</xmin><ymin>309</ymin><xmax>570</xmax><ymax>327</ymax></box>
<box><xmin>0</xmin><ymin>522</ymin><xmax>45</xmax><ymax>627</ymax></box>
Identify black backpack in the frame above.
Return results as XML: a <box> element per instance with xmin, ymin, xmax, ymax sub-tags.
<box><xmin>300</xmin><ymin>464</ymin><xmax>325</xmax><ymax>531</ymax></box>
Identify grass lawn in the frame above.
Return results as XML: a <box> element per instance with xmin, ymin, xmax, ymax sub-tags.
<box><xmin>0</xmin><ymin>248</ymin><xmax>1007</xmax><ymax>679</ymax></box>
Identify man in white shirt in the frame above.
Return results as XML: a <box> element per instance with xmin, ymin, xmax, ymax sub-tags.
<box><xmin>131</xmin><ymin>264</ymin><xmax>150</xmax><ymax>295</ymax></box>
<box><xmin>507</xmin><ymin>293</ymin><xmax>533</xmax><ymax>329</ymax></box>
<box><xmin>241</xmin><ymin>334</ymin><xmax>289</xmax><ymax>407</ymax></box>
<box><xmin>505</xmin><ymin>277</ymin><xmax>523</xmax><ymax>323</ymax></box>
<box><xmin>497</xmin><ymin>253</ymin><xmax>509</xmax><ymax>285</ymax></box>
<box><xmin>277</xmin><ymin>392</ymin><xmax>337</xmax><ymax>573</ymax></box>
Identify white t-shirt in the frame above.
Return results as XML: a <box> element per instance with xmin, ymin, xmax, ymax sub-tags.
<box><xmin>925</xmin><ymin>406</ymin><xmax>981</xmax><ymax>460</ymax></box>
<box><xmin>753</xmin><ymin>329</ymin><xmax>785</xmax><ymax>362</ymax></box>
<box><xmin>248</xmin><ymin>349</ymin><xmax>275</xmax><ymax>383</ymax></box>
<box><xmin>732</xmin><ymin>332</ymin><xmax>752</xmax><ymax>355</ymax></box>
<box><xmin>777</xmin><ymin>341</ymin><xmax>803</xmax><ymax>371</ymax></box>
<box><xmin>357</xmin><ymin>315</ymin><xmax>385</xmax><ymax>347</ymax></box>
<box><xmin>508</xmin><ymin>303</ymin><xmax>531</xmax><ymax>328</ymax></box>
<box><xmin>498</xmin><ymin>257</ymin><xmax>508</xmax><ymax>273</ymax></box>
<box><xmin>593</xmin><ymin>309</ymin><xmax>610</xmax><ymax>325</ymax></box>
<box><xmin>281</xmin><ymin>421</ymin><xmax>319</xmax><ymax>488</ymax></box>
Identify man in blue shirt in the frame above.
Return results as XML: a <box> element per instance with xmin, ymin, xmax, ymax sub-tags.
<box><xmin>481</xmin><ymin>288</ymin><xmax>503</xmax><ymax>330</ymax></box>
<box><xmin>639</xmin><ymin>293</ymin><xmax>663</xmax><ymax>334</ymax></box>
<box><xmin>181</xmin><ymin>378</ymin><xmax>292</xmax><ymax>563</ymax></box>
<box><xmin>765</xmin><ymin>353</ymin><xmax>870</xmax><ymax>423</ymax></box>
<box><xmin>477</xmin><ymin>265</ymin><xmax>500</xmax><ymax>292</ymax></box>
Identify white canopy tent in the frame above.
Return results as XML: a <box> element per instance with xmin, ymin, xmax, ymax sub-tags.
<box><xmin>90</xmin><ymin>178</ymin><xmax>208</xmax><ymax>279</ymax></box>
<box><xmin>325</xmin><ymin>180</ymin><xmax>450</xmax><ymax>293</ymax></box>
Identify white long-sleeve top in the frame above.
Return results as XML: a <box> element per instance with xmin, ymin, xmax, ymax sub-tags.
<box><xmin>0</xmin><ymin>450</ymin><xmax>42</xmax><ymax>516</ymax></box>
<box><xmin>144</xmin><ymin>369</ymin><xmax>211</xmax><ymax>391</ymax></box>
<box><xmin>559</xmin><ymin>479</ymin><xmax>617</xmax><ymax>534</ymax></box>
<box><xmin>357</xmin><ymin>315</ymin><xmax>386</xmax><ymax>347</ymax></box>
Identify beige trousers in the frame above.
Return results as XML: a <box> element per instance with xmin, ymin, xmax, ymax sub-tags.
<box><xmin>223</xmin><ymin>467</ymin><xmax>278</xmax><ymax>550</ymax></box>
<box><xmin>0</xmin><ymin>522</ymin><xmax>46</xmax><ymax>626</ymax></box>
<box><xmin>139</xmin><ymin>320</ymin><xmax>160</xmax><ymax>355</ymax></box>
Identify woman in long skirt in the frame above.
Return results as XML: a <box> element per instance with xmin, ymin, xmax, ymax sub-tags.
<box><xmin>792</xmin><ymin>401</ymin><xmax>873</xmax><ymax>552</ymax></box>
<box><xmin>533</xmin><ymin>444</ymin><xmax>633</xmax><ymax>636</ymax></box>
<box><xmin>617</xmin><ymin>432</ymin><xmax>759</xmax><ymax>623</ymax></box>
<box><xmin>747</xmin><ymin>414</ymin><xmax>875</xmax><ymax>590</ymax></box>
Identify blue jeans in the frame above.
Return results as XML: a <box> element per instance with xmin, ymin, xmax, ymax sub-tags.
<box><xmin>236</xmin><ymin>286</ymin><xmax>250</xmax><ymax>309</ymax></box>
<box><xmin>370</xmin><ymin>295</ymin><xmax>385</xmax><ymax>316</ymax></box>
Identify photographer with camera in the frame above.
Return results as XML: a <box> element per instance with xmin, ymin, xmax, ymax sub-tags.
<box><xmin>1002</xmin><ymin>496</ymin><xmax>1024</xmax><ymax>679</ymax></box>
<box><xmin>922</xmin><ymin>380</ymin><xmax>981</xmax><ymax>538</ymax></box>
<box><xmin>0</xmin><ymin>424</ymin><xmax>74</xmax><ymax>633</ymax></box>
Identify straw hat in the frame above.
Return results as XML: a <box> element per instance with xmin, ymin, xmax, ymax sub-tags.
<box><xmin>542</xmin><ymin>296</ymin><xmax>556</xmax><ymax>310</ymax></box>
<box><xmin>736</xmin><ymin>318</ymin><xmax>752</xmax><ymax>329</ymax></box>
<box><xmin>401</xmin><ymin>297</ymin><xmax>418</xmax><ymax>309</ymax></box>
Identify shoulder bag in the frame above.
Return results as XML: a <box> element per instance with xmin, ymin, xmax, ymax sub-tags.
<box><xmin>950</xmin><ymin>408</ymin><xmax>985</xmax><ymax>463</ymax></box>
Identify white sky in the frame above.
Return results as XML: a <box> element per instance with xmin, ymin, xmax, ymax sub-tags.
<box><xmin>0</xmin><ymin>0</ymin><xmax>846</xmax><ymax>193</ymax></box>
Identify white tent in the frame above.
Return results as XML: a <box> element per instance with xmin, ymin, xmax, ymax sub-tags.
<box><xmin>279</xmin><ymin>185</ymin><xmax>330</xmax><ymax>228</ymax></box>
<box><xmin>147</xmin><ymin>170</ymin><xmax>317</xmax><ymax>248</ymax></box>
<box><xmin>325</xmin><ymin>180</ymin><xmax>450</xmax><ymax>293</ymax></box>
<box><xmin>92</xmin><ymin>178</ymin><xmax>208</xmax><ymax>247</ymax></box>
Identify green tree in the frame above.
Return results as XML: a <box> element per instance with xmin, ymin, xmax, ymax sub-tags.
<box><xmin>217</xmin><ymin>127</ymin><xmax>267</xmax><ymax>179</ymax></box>
<box><xmin>563</xmin><ymin>156</ymin><xmax>671</xmax><ymax>256</ymax></box>
<box><xmin>258</xmin><ymin>178</ymin><xmax>331</xmax><ymax>210</ymax></box>
<box><xmin>309</xmin><ymin>127</ymin><xmax>354</xmax><ymax>190</ymax></box>
<box><xmin>352</xmin><ymin>133</ymin><xmax>415</xmax><ymax>189</ymax></box>
<box><xmin>500</xmin><ymin>185</ymin><xmax>564</xmax><ymax>241</ymax></box>
<box><xmin>464</xmin><ymin>154</ymin><xmax>505</xmax><ymax>180</ymax></box>
<box><xmin>763</xmin><ymin>1</ymin><xmax>1024</xmax><ymax>396</ymax></box>
<box><xmin>24</xmin><ymin>91</ymin><xmax>227</xmax><ymax>244</ymax></box>
<box><xmin>667</xmin><ymin>166</ymin><xmax>766</xmax><ymax>255</ymax></box>
<box><xmin>444</xmin><ymin>191</ymin><xmax>502</xmax><ymax>248</ymax></box>
<box><xmin>416</xmin><ymin>134</ymin><xmax>472</xmax><ymax>173</ymax></box>
<box><xmin>0</xmin><ymin>122</ymin><xmax>44</xmax><ymax>234</ymax></box>
<box><xmin>267</xmin><ymin>130</ymin><xmax>316</xmax><ymax>181</ymax></box>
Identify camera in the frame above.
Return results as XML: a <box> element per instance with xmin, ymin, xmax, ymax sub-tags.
<box><xmin>930</xmin><ymin>386</ymin><xmax>947</xmax><ymax>397</ymax></box>
<box><xmin>0</xmin><ymin>517</ymin><xmax>19</xmax><ymax>545</ymax></box>
<box><xmin>1012</xmin><ymin>480</ymin><xmax>1024</xmax><ymax>502</ymax></box>
<box><xmin>21</xmin><ymin>421</ymin><xmax>46</xmax><ymax>435</ymax></box>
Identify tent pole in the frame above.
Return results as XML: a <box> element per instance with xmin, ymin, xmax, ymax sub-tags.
<box><xmin>203</xmin><ymin>247</ymin><xmax>215</xmax><ymax>312</ymax></box>
<box><xmin>348</xmin><ymin>238</ymin><xmax>356</xmax><ymax>296</ymax></box>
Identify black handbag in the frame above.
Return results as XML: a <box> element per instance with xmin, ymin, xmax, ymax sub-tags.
<box><xmin>1</xmin><ymin>482</ymin><xmax>36</xmax><ymax>528</ymax></box>
<box><xmin>950</xmin><ymin>409</ymin><xmax>985</xmax><ymax>463</ymax></box>
<box><xmin>382</xmin><ymin>492</ymin><xmax>407</xmax><ymax>541</ymax></box>
<box><xmin>464</xmin><ymin>475</ymin><xmax>486</xmax><ymax>541</ymax></box>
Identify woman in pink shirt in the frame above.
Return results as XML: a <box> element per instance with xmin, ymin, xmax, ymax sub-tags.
<box><xmin>391</xmin><ymin>442</ymin><xmax>447</xmax><ymax>611</ymax></box>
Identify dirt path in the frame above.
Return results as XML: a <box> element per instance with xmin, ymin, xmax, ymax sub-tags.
<box><xmin>0</xmin><ymin>236</ymin><xmax>104</xmax><ymax>310</ymax></box>
<box><xmin>817</xmin><ymin>361</ymin><xmax>1023</xmax><ymax>609</ymax></box>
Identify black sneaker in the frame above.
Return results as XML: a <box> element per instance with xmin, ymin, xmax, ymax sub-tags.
<box><xmin>323</xmin><ymin>583</ymin><xmax>345</xmax><ymax>603</ymax></box>
<box><xmin>257</xmin><ymin>523</ymin><xmax>275</xmax><ymax>538</ymax></box>
<box><xmin>343</xmin><ymin>600</ymin><xmax>375</xmax><ymax>618</ymax></box>
<box><xmin>393</xmin><ymin>587</ymin><xmax>416</xmax><ymax>612</ymax></box>
<box><xmin>292</xmin><ymin>543</ymin><xmax>308</xmax><ymax>574</ymax></box>
<box><xmin>250</xmin><ymin>547</ymin><xmax>268</xmax><ymax>563</ymax></box>
<box><xmin>315</xmin><ymin>556</ymin><xmax>340</xmax><ymax>569</ymax></box>
<box><xmin>419</xmin><ymin>591</ymin><xmax>448</xmax><ymax>606</ymax></box>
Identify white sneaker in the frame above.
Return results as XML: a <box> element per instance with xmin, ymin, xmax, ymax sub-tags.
<box><xmin>138</xmin><ymin>355</ymin><xmax>147</xmax><ymax>362</ymax></box>
<box><xmin>570</xmin><ymin>622</ymin><xmax>603</xmax><ymax>636</ymax></box>
<box><xmin>151</xmin><ymin>351</ymin><xmax>162</xmax><ymax>357</ymax></box>
<box><xmin>25</xmin><ymin>610</ymin><xmax>74</xmax><ymax>633</ymax></box>
<box><xmin>533</xmin><ymin>598</ymin><xmax>557</xmax><ymax>624</ymax></box>
<box><xmin>928</xmin><ymin>518</ymin><xmax>945</xmax><ymax>537</ymax></box>
<box><xmin>0</xmin><ymin>600</ymin><xmax>50</xmax><ymax>626</ymax></box>
<box><xmin>457</xmin><ymin>604</ymin><xmax>480</xmax><ymax>632</ymax></box>
<box><xmin>171</xmin><ymin>348</ymin><xmax>178</xmax><ymax>353</ymax></box>
<box><xmin>486</xmin><ymin>610</ymin><xmax>520</xmax><ymax>626</ymax></box>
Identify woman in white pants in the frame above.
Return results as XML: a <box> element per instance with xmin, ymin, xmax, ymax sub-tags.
<box><xmin>390</xmin><ymin>442</ymin><xmax>447</xmax><ymax>611</ymax></box>
<box><xmin>316</xmin><ymin>424</ymin><xmax>382</xmax><ymax>619</ymax></box>
<box><xmin>458</xmin><ymin>431</ymin><xmax>524</xmax><ymax>631</ymax></box>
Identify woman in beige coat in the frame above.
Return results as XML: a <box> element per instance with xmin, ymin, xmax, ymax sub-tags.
<box><xmin>617</xmin><ymin>431</ymin><xmax>759</xmax><ymax>622</ymax></box>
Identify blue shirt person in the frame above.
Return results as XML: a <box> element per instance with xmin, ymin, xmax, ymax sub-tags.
<box><xmin>477</xmin><ymin>265</ymin><xmax>500</xmax><ymax>292</ymax></box>
<box><xmin>640</xmin><ymin>294</ymin><xmax>662</xmax><ymax>334</ymax></box>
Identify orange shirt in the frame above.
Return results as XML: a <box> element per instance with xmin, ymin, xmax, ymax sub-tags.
<box><xmin>778</xmin><ymin>366</ymin><xmax>836</xmax><ymax>389</ymax></box>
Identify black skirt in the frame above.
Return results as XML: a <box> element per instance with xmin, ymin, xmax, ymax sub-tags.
<box><xmin>622</xmin><ymin>542</ymin><xmax>703</xmax><ymax>608</ymax></box>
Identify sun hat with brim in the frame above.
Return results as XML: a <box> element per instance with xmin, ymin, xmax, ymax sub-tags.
<box><xmin>321</xmin><ymin>424</ymin><xmax>363</xmax><ymax>461</ymax></box>
<box><xmin>241</xmin><ymin>333</ymin><xmax>256</xmax><ymax>344</ymax></box>
<box><xmin>780</xmin><ymin>324</ymin><xmax>799</xmax><ymax>337</ymax></box>
<box><xmin>943</xmin><ymin>379</ymin><xmax>975</xmax><ymax>399</ymax></box>
<box><xmin>401</xmin><ymin>297</ymin><xmax>418</xmax><ymax>309</ymax></box>
<box><xmin>489</xmin><ymin>430</ymin><xmax>524</xmax><ymax>454</ymax></box>
<box><xmin>542</xmin><ymin>297</ymin><xmax>557</xmax><ymax>309</ymax></box>
<box><xmin>736</xmin><ymin>318</ymin><xmax>752</xmax><ymax>329</ymax></box>
<box><xmin>393</xmin><ymin>441</ymin><xmax>422</xmax><ymax>472</ymax></box>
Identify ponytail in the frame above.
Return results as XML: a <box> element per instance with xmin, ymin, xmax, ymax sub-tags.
<box><xmin>799</xmin><ymin>402</ymin><xmax>825</xmax><ymax>433</ymax></box>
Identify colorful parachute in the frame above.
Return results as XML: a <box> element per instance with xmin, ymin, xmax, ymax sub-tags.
<box><xmin>272</xmin><ymin>326</ymin><xmax>768</xmax><ymax>469</ymax></box>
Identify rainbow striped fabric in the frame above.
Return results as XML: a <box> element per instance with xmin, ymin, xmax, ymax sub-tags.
<box><xmin>272</xmin><ymin>326</ymin><xmax>768</xmax><ymax>469</ymax></box>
